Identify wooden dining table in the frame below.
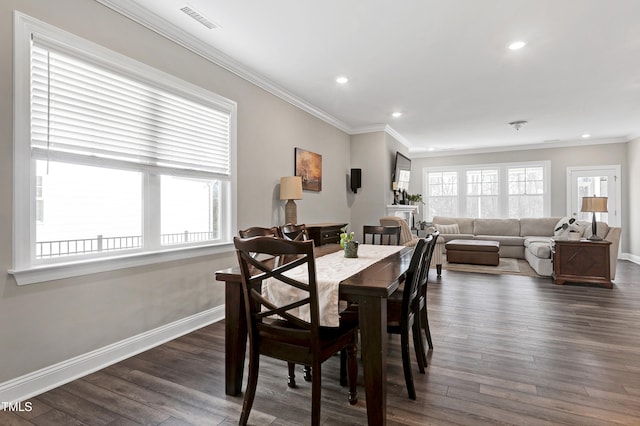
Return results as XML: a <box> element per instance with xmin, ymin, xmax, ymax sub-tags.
<box><xmin>215</xmin><ymin>243</ymin><xmax>414</xmax><ymax>426</ymax></box>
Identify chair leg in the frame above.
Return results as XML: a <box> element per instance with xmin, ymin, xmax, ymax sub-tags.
<box><xmin>304</xmin><ymin>365</ymin><xmax>312</xmax><ymax>382</ymax></box>
<box><xmin>311</xmin><ymin>361</ymin><xmax>322</xmax><ymax>426</ymax></box>
<box><xmin>287</xmin><ymin>362</ymin><xmax>296</xmax><ymax>388</ymax></box>
<box><xmin>401</xmin><ymin>324</ymin><xmax>417</xmax><ymax>400</ymax></box>
<box><xmin>347</xmin><ymin>338</ymin><xmax>358</xmax><ymax>405</ymax></box>
<box><xmin>436</xmin><ymin>264</ymin><xmax>442</xmax><ymax>276</ymax></box>
<box><xmin>240</xmin><ymin>349</ymin><xmax>260</xmax><ymax>426</ymax></box>
<box><xmin>424</xmin><ymin>312</ymin><xmax>434</xmax><ymax>350</ymax></box>
<box><xmin>340</xmin><ymin>348</ymin><xmax>347</xmax><ymax>386</ymax></box>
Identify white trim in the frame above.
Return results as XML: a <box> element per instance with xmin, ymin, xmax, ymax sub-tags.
<box><xmin>12</xmin><ymin>12</ymin><xmax>238</xmax><ymax>280</ymax></box>
<box><xmin>9</xmin><ymin>242</ymin><xmax>234</xmax><ymax>285</ymax></box>
<box><xmin>0</xmin><ymin>306</ymin><xmax>225</xmax><ymax>404</ymax></box>
<box><xmin>621</xmin><ymin>252</ymin><xmax>640</xmax><ymax>265</ymax></box>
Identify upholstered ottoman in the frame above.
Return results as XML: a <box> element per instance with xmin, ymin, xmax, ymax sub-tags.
<box><xmin>445</xmin><ymin>239</ymin><xmax>500</xmax><ymax>266</ymax></box>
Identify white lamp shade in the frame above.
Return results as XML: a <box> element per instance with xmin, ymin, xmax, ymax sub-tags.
<box><xmin>280</xmin><ymin>176</ymin><xmax>303</xmax><ymax>200</ymax></box>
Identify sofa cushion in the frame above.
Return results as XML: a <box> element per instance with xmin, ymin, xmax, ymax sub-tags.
<box><xmin>579</xmin><ymin>220</ymin><xmax>609</xmax><ymax>239</ymax></box>
<box><xmin>475</xmin><ymin>235</ymin><xmax>525</xmax><ymax>246</ymax></box>
<box><xmin>526</xmin><ymin>241</ymin><xmax>552</xmax><ymax>259</ymax></box>
<box><xmin>432</xmin><ymin>216</ymin><xmax>474</xmax><ymax>234</ymax></box>
<box><xmin>473</xmin><ymin>218</ymin><xmax>520</xmax><ymax>236</ymax></box>
<box><xmin>519</xmin><ymin>217</ymin><xmax>561</xmax><ymax>237</ymax></box>
<box><xmin>434</xmin><ymin>223</ymin><xmax>460</xmax><ymax>234</ymax></box>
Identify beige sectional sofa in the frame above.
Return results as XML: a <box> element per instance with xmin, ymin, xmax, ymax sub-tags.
<box><xmin>428</xmin><ymin>216</ymin><xmax>621</xmax><ymax>279</ymax></box>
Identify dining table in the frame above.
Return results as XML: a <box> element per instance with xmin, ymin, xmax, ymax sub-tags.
<box><xmin>215</xmin><ymin>243</ymin><xmax>414</xmax><ymax>426</ymax></box>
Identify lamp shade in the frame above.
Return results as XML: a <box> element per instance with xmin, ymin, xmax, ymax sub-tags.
<box><xmin>581</xmin><ymin>196</ymin><xmax>608</xmax><ymax>212</ymax></box>
<box><xmin>280</xmin><ymin>176</ymin><xmax>303</xmax><ymax>200</ymax></box>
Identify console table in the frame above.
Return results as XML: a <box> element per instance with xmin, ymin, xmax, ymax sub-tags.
<box><xmin>306</xmin><ymin>223</ymin><xmax>347</xmax><ymax>246</ymax></box>
<box><xmin>552</xmin><ymin>239</ymin><xmax>612</xmax><ymax>288</ymax></box>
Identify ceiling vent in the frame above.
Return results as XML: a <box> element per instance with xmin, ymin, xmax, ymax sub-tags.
<box><xmin>180</xmin><ymin>6</ymin><xmax>218</xmax><ymax>29</ymax></box>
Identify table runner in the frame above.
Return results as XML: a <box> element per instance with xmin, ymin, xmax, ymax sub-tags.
<box><xmin>262</xmin><ymin>244</ymin><xmax>404</xmax><ymax>327</ymax></box>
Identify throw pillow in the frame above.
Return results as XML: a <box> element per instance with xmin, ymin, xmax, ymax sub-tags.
<box><xmin>435</xmin><ymin>223</ymin><xmax>460</xmax><ymax>234</ymax></box>
<box><xmin>553</xmin><ymin>217</ymin><xmax>581</xmax><ymax>239</ymax></box>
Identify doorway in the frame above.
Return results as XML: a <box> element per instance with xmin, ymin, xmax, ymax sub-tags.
<box><xmin>566</xmin><ymin>165</ymin><xmax>620</xmax><ymax>226</ymax></box>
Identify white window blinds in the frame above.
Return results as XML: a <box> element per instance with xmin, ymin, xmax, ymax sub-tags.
<box><xmin>30</xmin><ymin>36</ymin><xmax>231</xmax><ymax>176</ymax></box>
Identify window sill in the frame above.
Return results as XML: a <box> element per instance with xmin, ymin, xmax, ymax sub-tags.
<box><xmin>9</xmin><ymin>242</ymin><xmax>234</xmax><ymax>286</ymax></box>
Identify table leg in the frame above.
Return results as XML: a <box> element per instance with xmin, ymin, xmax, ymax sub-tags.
<box><xmin>225</xmin><ymin>280</ymin><xmax>247</xmax><ymax>396</ymax></box>
<box><xmin>358</xmin><ymin>295</ymin><xmax>387</xmax><ymax>426</ymax></box>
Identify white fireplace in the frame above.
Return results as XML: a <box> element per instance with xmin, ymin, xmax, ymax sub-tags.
<box><xmin>386</xmin><ymin>204</ymin><xmax>419</xmax><ymax>227</ymax></box>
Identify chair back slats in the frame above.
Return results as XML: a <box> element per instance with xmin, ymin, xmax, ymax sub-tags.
<box><xmin>400</xmin><ymin>237</ymin><xmax>430</xmax><ymax>327</ymax></box>
<box><xmin>363</xmin><ymin>225</ymin><xmax>401</xmax><ymax>245</ymax></box>
<box><xmin>280</xmin><ymin>223</ymin><xmax>309</xmax><ymax>241</ymax></box>
<box><xmin>238</xmin><ymin>226</ymin><xmax>282</xmax><ymax>238</ymax></box>
<box><xmin>235</xmin><ymin>236</ymin><xmax>320</xmax><ymax>335</ymax></box>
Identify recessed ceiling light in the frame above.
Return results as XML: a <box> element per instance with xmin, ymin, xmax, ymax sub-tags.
<box><xmin>392</xmin><ymin>112</ymin><xmax>403</xmax><ymax>118</ymax></box>
<box><xmin>508</xmin><ymin>40</ymin><xmax>526</xmax><ymax>50</ymax></box>
<box><xmin>336</xmin><ymin>76</ymin><xmax>349</xmax><ymax>84</ymax></box>
<box><xmin>582</xmin><ymin>133</ymin><xmax>591</xmax><ymax>138</ymax></box>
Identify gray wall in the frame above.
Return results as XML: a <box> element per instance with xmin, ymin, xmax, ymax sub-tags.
<box><xmin>0</xmin><ymin>0</ymin><xmax>350</xmax><ymax>383</ymax></box>
<box><xmin>409</xmin><ymin>142</ymin><xmax>632</xmax><ymax>254</ymax></box>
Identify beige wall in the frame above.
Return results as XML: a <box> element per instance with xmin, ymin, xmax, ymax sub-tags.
<box><xmin>410</xmin><ymin>142</ymin><xmax>631</xmax><ymax>253</ymax></box>
<box><xmin>0</xmin><ymin>0</ymin><xmax>350</xmax><ymax>383</ymax></box>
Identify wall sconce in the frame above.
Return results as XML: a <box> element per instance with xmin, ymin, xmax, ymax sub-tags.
<box><xmin>581</xmin><ymin>196</ymin><xmax>608</xmax><ymax>240</ymax></box>
<box><xmin>280</xmin><ymin>176</ymin><xmax>303</xmax><ymax>224</ymax></box>
<box><xmin>350</xmin><ymin>168</ymin><xmax>361</xmax><ymax>193</ymax></box>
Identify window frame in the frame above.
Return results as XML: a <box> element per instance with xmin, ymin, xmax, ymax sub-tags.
<box><xmin>422</xmin><ymin>160</ymin><xmax>550</xmax><ymax>220</ymax></box>
<box><xmin>11</xmin><ymin>12</ymin><xmax>237</xmax><ymax>285</ymax></box>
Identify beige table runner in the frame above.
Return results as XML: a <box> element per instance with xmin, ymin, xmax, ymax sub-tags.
<box><xmin>262</xmin><ymin>245</ymin><xmax>404</xmax><ymax>327</ymax></box>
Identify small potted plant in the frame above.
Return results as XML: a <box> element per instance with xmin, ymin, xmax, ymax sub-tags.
<box><xmin>417</xmin><ymin>220</ymin><xmax>428</xmax><ymax>230</ymax></box>
<box><xmin>406</xmin><ymin>193</ymin><xmax>424</xmax><ymax>205</ymax></box>
<box><xmin>340</xmin><ymin>227</ymin><xmax>358</xmax><ymax>258</ymax></box>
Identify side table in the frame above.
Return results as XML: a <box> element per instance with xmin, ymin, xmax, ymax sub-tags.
<box><xmin>306</xmin><ymin>223</ymin><xmax>347</xmax><ymax>246</ymax></box>
<box><xmin>552</xmin><ymin>239</ymin><xmax>612</xmax><ymax>288</ymax></box>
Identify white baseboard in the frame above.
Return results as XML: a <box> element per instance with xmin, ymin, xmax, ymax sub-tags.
<box><xmin>0</xmin><ymin>306</ymin><xmax>225</xmax><ymax>404</ymax></box>
<box><xmin>620</xmin><ymin>252</ymin><xmax>640</xmax><ymax>265</ymax></box>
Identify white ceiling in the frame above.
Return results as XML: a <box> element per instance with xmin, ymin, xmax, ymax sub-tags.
<box><xmin>101</xmin><ymin>0</ymin><xmax>640</xmax><ymax>155</ymax></box>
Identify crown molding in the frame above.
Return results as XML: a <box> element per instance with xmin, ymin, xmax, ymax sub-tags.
<box><xmin>94</xmin><ymin>0</ymin><xmax>352</xmax><ymax>134</ymax></box>
<box><xmin>350</xmin><ymin>124</ymin><xmax>412</xmax><ymax>148</ymax></box>
<box><xmin>410</xmin><ymin>135</ymin><xmax>633</xmax><ymax>158</ymax></box>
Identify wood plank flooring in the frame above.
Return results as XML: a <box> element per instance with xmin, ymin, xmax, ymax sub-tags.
<box><xmin>3</xmin><ymin>260</ymin><xmax>640</xmax><ymax>425</ymax></box>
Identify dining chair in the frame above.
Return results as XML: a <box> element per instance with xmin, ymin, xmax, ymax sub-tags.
<box><xmin>362</xmin><ymin>225</ymin><xmax>401</xmax><ymax>245</ymax></box>
<box><xmin>380</xmin><ymin>216</ymin><xmax>421</xmax><ymax>246</ymax></box>
<box><xmin>418</xmin><ymin>231</ymin><xmax>439</xmax><ymax>355</ymax></box>
<box><xmin>234</xmin><ymin>236</ymin><xmax>358</xmax><ymax>426</ymax></box>
<box><xmin>280</xmin><ymin>223</ymin><xmax>309</xmax><ymax>241</ymax></box>
<box><xmin>341</xmin><ymin>236</ymin><xmax>429</xmax><ymax>400</ymax></box>
<box><xmin>238</xmin><ymin>226</ymin><xmax>282</xmax><ymax>239</ymax></box>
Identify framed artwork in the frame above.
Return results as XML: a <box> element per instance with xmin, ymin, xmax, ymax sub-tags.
<box><xmin>295</xmin><ymin>148</ymin><xmax>322</xmax><ymax>191</ymax></box>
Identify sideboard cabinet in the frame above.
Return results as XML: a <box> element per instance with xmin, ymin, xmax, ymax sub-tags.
<box><xmin>306</xmin><ymin>223</ymin><xmax>347</xmax><ymax>246</ymax></box>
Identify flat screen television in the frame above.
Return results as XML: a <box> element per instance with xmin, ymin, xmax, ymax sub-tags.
<box><xmin>392</xmin><ymin>151</ymin><xmax>411</xmax><ymax>192</ymax></box>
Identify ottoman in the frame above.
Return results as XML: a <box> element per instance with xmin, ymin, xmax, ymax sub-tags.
<box><xmin>445</xmin><ymin>239</ymin><xmax>500</xmax><ymax>266</ymax></box>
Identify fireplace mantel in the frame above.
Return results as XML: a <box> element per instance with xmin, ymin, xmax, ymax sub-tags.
<box><xmin>386</xmin><ymin>204</ymin><xmax>419</xmax><ymax>227</ymax></box>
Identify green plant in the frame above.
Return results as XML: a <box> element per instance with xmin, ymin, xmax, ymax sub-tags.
<box><xmin>339</xmin><ymin>226</ymin><xmax>355</xmax><ymax>248</ymax></box>
<box><xmin>406</xmin><ymin>193</ymin><xmax>424</xmax><ymax>203</ymax></box>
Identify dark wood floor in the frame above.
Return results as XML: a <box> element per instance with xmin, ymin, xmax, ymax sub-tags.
<box><xmin>3</xmin><ymin>261</ymin><xmax>640</xmax><ymax>425</ymax></box>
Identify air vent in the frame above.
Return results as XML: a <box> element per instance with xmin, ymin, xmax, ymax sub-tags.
<box><xmin>180</xmin><ymin>6</ymin><xmax>218</xmax><ymax>29</ymax></box>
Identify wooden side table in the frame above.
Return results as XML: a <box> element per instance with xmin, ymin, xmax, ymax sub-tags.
<box><xmin>552</xmin><ymin>239</ymin><xmax>612</xmax><ymax>288</ymax></box>
<box><xmin>306</xmin><ymin>223</ymin><xmax>347</xmax><ymax>246</ymax></box>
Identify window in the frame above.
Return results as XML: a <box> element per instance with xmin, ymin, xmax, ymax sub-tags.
<box><xmin>12</xmin><ymin>13</ymin><xmax>237</xmax><ymax>284</ymax></box>
<box><xmin>426</xmin><ymin>171</ymin><xmax>458</xmax><ymax>218</ymax></box>
<box><xmin>423</xmin><ymin>161</ymin><xmax>549</xmax><ymax>220</ymax></box>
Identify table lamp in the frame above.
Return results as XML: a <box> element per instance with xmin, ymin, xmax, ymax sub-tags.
<box><xmin>280</xmin><ymin>176</ymin><xmax>303</xmax><ymax>224</ymax></box>
<box><xmin>581</xmin><ymin>196</ymin><xmax>607</xmax><ymax>241</ymax></box>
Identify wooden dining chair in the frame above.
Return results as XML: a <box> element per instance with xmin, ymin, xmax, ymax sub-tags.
<box><xmin>238</xmin><ymin>226</ymin><xmax>282</xmax><ymax>239</ymax></box>
<box><xmin>340</xmin><ymin>236</ymin><xmax>429</xmax><ymax>400</ymax></box>
<box><xmin>280</xmin><ymin>223</ymin><xmax>309</xmax><ymax>242</ymax></box>
<box><xmin>234</xmin><ymin>236</ymin><xmax>358</xmax><ymax>426</ymax></box>
<box><xmin>418</xmin><ymin>231</ymin><xmax>439</xmax><ymax>354</ymax></box>
<box><xmin>362</xmin><ymin>225</ymin><xmax>401</xmax><ymax>245</ymax></box>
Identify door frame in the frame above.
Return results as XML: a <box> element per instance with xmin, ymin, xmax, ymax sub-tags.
<box><xmin>566</xmin><ymin>165</ymin><xmax>621</xmax><ymax>226</ymax></box>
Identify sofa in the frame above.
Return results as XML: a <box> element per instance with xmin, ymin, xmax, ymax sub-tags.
<box><xmin>427</xmin><ymin>216</ymin><xmax>621</xmax><ymax>279</ymax></box>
